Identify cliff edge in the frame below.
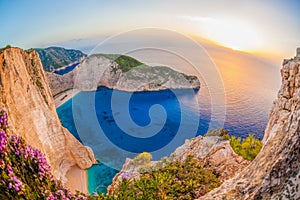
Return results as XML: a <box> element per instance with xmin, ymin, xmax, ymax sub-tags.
<box><xmin>200</xmin><ymin>49</ymin><xmax>300</xmax><ymax>199</ymax></box>
<box><xmin>0</xmin><ymin>48</ymin><xmax>96</xmax><ymax>186</ymax></box>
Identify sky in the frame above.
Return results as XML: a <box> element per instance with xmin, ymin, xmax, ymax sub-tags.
<box><xmin>0</xmin><ymin>0</ymin><xmax>299</xmax><ymax>58</ymax></box>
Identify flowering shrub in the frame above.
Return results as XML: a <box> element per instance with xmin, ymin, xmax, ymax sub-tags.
<box><xmin>0</xmin><ymin>108</ymin><xmax>110</xmax><ymax>200</ymax></box>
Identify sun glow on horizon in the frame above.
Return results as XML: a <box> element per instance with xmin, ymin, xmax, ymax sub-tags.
<box><xmin>182</xmin><ymin>16</ymin><xmax>263</xmax><ymax>52</ymax></box>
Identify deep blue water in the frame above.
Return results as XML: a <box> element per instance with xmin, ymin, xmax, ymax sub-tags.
<box><xmin>53</xmin><ymin>62</ymin><xmax>79</xmax><ymax>75</ymax></box>
<box><xmin>56</xmin><ymin>86</ymin><xmax>267</xmax><ymax>194</ymax></box>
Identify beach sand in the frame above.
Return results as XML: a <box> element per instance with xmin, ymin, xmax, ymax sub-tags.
<box><xmin>66</xmin><ymin>165</ymin><xmax>89</xmax><ymax>194</ymax></box>
<box><xmin>54</xmin><ymin>89</ymin><xmax>79</xmax><ymax>108</ymax></box>
<box><xmin>56</xmin><ymin>91</ymin><xmax>90</xmax><ymax>194</ymax></box>
<box><xmin>55</xmin><ymin>90</ymin><xmax>90</xmax><ymax>194</ymax></box>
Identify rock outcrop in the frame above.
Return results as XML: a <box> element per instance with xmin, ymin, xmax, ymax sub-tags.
<box><xmin>46</xmin><ymin>70</ymin><xmax>76</xmax><ymax>97</ymax></box>
<box><xmin>200</xmin><ymin>50</ymin><xmax>300</xmax><ymax>199</ymax></box>
<box><xmin>48</xmin><ymin>54</ymin><xmax>200</xmax><ymax>98</ymax></box>
<box><xmin>108</xmin><ymin>135</ymin><xmax>249</xmax><ymax>193</ymax></box>
<box><xmin>0</xmin><ymin>48</ymin><xmax>96</xmax><ymax>184</ymax></box>
<box><xmin>172</xmin><ymin>136</ymin><xmax>249</xmax><ymax>182</ymax></box>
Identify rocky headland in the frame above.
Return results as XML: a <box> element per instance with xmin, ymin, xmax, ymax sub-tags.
<box><xmin>46</xmin><ymin>53</ymin><xmax>200</xmax><ymax>107</ymax></box>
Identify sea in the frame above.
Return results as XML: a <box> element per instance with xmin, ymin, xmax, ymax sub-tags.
<box><xmin>57</xmin><ymin>65</ymin><xmax>279</xmax><ymax>194</ymax></box>
<box><xmin>56</xmin><ymin>30</ymin><xmax>281</xmax><ymax>194</ymax></box>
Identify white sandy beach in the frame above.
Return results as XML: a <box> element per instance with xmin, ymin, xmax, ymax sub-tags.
<box><xmin>54</xmin><ymin>89</ymin><xmax>79</xmax><ymax>108</ymax></box>
<box><xmin>55</xmin><ymin>91</ymin><xmax>90</xmax><ymax>194</ymax></box>
<box><xmin>54</xmin><ymin>90</ymin><xmax>90</xmax><ymax>193</ymax></box>
<box><xmin>66</xmin><ymin>166</ymin><xmax>89</xmax><ymax>194</ymax></box>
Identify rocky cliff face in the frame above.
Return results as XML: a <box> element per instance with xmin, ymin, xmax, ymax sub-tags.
<box><xmin>200</xmin><ymin>50</ymin><xmax>300</xmax><ymax>199</ymax></box>
<box><xmin>172</xmin><ymin>136</ymin><xmax>249</xmax><ymax>182</ymax></box>
<box><xmin>108</xmin><ymin>135</ymin><xmax>249</xmax><ymax>193</ymax></box>
<box><xmin>0</xmin><ymin>48</ymin><xmax>96</xmax><ymax>184</ymax></box>
<box><xmin>48</xmin><ymin>54</ymin><xmax>200</xmax><ymax>97</ymax></box>
<box><xmin>46</xmin><ymin>70</ymin><xmax>76</xmax><ymax>97</ymax></box>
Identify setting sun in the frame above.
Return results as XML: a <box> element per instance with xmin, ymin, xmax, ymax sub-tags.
<box><xmin>190</xmin><ymin>17</ymin><xmax>263</xmax><ymax>51</ymax></box>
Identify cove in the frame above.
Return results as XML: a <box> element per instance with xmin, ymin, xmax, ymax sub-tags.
<box><xmin>56</xmin><ymin>86</ymin><xmax>267</xmax><ymax>193</ymax></box>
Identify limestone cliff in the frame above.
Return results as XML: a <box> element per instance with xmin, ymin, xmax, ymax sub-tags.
<box><xmin>46</xmin><ymin>70</ymin><xmax>75</xmax><ymax>97</ymax></box>
<box><xmin>172</xmin><ymin>135</ymin><xmax>249</xmax><ymax>182</ymax></box>
<box><xmin>0</xmin><ymin>48</ymin><xmax>96</xmax><ymax>184</ymax></box>
<box><xmin>200</xmin><ymin>49</ymin><xmax>300</xmax><ymax>199</ymax></box>
<box><xmin>108</xmin><ymin>135</ymin><xmax>249</xmax><ymax>193</ymax></box>
<box><xmin>48</xmin><ymin>54</ymin><xmax>200</xmax><ymax>97</ymax></box>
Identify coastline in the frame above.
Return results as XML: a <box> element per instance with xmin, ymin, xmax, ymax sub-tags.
<box><xmin>54</xmin><ymin>86</ymin><xmax>200</xmax><ymax>108</ymax></box>
<box><xmin>66</xmin><ymin>166</ymin><xmax>89</xmax><ymax>194</ymax></box>
<box><xmin>54</xmin><ymin>89</ymin><xmax>79</xmax><ymax>108</ymax></box>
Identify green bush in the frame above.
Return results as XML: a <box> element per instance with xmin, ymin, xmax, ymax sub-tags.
<box><xmin>0</xmin><ymin>45</ymin><xmax>12</xmax><ymax>54</ymax></box>
<box><xmin>229</xmin><ymin>134</ymin><xmax>262</xmax><ymax>160</ymax></box>
<box><xmin>112</xmin><ymin>155</ymin><xmax>221</xmax><ymax>199</ymax></box>
<box><xmin>103</xmin><ymin>54</ymin><xmax>148</xmax><ymax>72</ymax></box>
<box><xmin>206</xmin><ymin>129</ymin><xmax>262</xmax><ymax>161</ymax></box>
<box><xmin>114</xmin><ymin>55</ymin><xmax>143</xmax><ymax>72</ymax></box>
<box><xmin>35</xmin><ymin>79</ymin><xmax>43</xmax><ymax>89</ymax></box>
<box><xmin>132</xmin><ymin>152</ymin><xmax>152</xmax><ymax>166</ymax></box>
<box><xmin>25</xmin><ymin>48</ymin><xmax>34</xmax><ymax>54</ymax></box>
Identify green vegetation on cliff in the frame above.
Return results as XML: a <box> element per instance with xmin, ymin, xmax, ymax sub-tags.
<box><xmin>229</xmin><ymin>134</ymin><xmax>262</xmax><ymax>160</ymax></box>
<box><xmin>0</xmin><ymin>45</ymin><xmax>12</xmax><ymax>54</ymax></box>
<box><xmin>111</xmin><ymin>154</ymin><xmax>220</xmax><ymax>199</ymax></box>
<box><xmin>206</xmin><ymin>129</ymin><xmax>262</xmax><ymax>161</ymax></box>
<box><xmin>101</xmin><ymin>54</ymin><xmax>148</xmax><ymax>72</ymax></box>
<box><xmin>132</xmin><ymin>152</ymin><xmax>152</xmax><ymax>166</ymax></box>
<box><xmin>35</xmin><ymin>47</ymin><xmax>86</xmax><ymax>71</ymax></box>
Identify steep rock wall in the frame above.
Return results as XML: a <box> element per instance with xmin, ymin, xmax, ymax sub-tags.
<box><xmin>200</xmin><ymin>51</ymin><xmax>300</xmax><ymax>199</ymax></box>
<box><xmin>0</xmin><ymin>48</ymin><xmax>96</xmax><ymax>184</ymax></box>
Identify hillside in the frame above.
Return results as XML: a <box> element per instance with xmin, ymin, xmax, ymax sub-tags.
<box><xmin>35</xmin><ymin>47</ymin><xmax>86</xmax><ymax>71</ymax></box>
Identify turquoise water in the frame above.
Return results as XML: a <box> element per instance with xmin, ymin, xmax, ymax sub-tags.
<box><xmin>57</xmin><ymin>86</ymin><xmax>268</xmax><ymax>194</ymax></box>
<box><xmin>87</xmin><ymin>162</ymin><xmax>118</xmax><ymax>194</ymax></box>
